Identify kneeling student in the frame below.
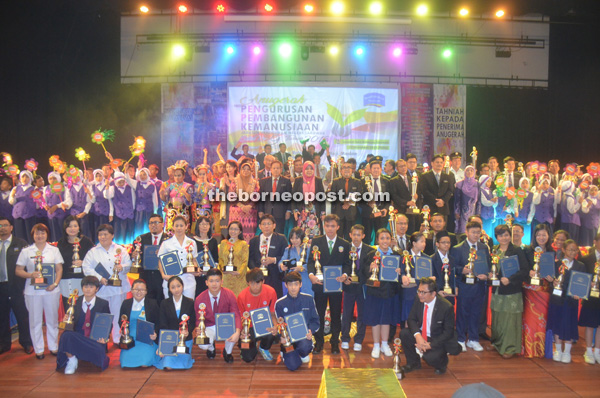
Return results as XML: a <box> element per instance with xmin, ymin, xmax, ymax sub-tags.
<box><xmin>274</xmin><ymin>272</ymin><xmax>320</xmax><ymax>371</ymax></box>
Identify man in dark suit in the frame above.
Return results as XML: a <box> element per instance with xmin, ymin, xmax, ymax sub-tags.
<box><xmin>134</xmin><ymin>214</ymin><xmax>168</xmax><ymax>304</ymax></box>
<box><xmin>361</xmin><ymin>160</ymin><xmax>391</xmax><ymax>245</ymax></box>
<box><xmin>424</xmin><ymin>213</ymin><xmax>457</xmax><ymax>255</ymax></box>
<box><xmin>400</xmin><ymin>277</ymin><xmax>461</xmax><ymax>375</ymax></box>
<box><xmin>256</xmin><ymin>144</ymin><xmax>273</xmax><ymax>170</ymax></box>
<box><xmin>258</xmin><ymin>161</ymin><xmax>291</xmax><ymax>234</ymax></box>
<box><xmin>391</xmin><ymin>159</ymin><xmax>421</xmax><ymax>234</ymax></box>
<box><xmin>307</xmin><ymin>214</ymin><xmax>352</xmax><ymax>354</ymax></box>
<box><xmin>456</xmin><ymin>215</ymin><xmax>494</xmax><ymax>253</ymax></box>
<box><xmin>257</xmin><ymin>155</ymin><xmax>275</xmax><ymax>179</ymax></box>
<box><xmin>450</xmin><ymin>221</ymin><xmax>491</xmax><ymax>352</ymax></box>
<box><xmin>431</xmin><ymin>231</ymin><xmax>458</xmax><ymax>305</ymax></box>
<box><xmin>503</xmin><ymin>156</ymin><xmax>522</xmax><ymax>189</ymax></box>
<box><xmin>0</xmin><ymin>217</ymin><xmax>33</xmax><ymax>354</ymax></box>
<box><xmin>328</xmin><ymin>163</ymin><xmax>364</xmax><ymax>239</ymax></box>
<box><xmin>248</xmin><ymin>215</ymin><xmax>288</xmax><ymax>298</ymax></box>
<box><xmin>340</xmin><ymin>225</ymin><xmax>374</xmax><ymax>352</ymax></box>
<box><xmin>418</xmin><ymin>154</ymin><xmax>455</xmax><ymax>220</ymax></box>
<box><xmin>274</xmin><ymin>143</ymin><xmax>292</xmax><ymax>171</ymax></box>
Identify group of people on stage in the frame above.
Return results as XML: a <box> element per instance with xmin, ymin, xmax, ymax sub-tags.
<box><xmin>1</xmin><ymin>141</ymin><xmax>599</xmax><ymax>378</ymax></box>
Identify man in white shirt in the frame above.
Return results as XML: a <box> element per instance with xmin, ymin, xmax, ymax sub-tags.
<box><xmin>449</xmin><ymin>152</ymin><xmax>464</xmax><ymax>182</ymax></box>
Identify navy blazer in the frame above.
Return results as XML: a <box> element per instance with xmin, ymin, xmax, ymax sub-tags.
<box><xmin>258</xmin><ymin>176</ymin><xmax>292</xmax><ymax>220</ymax></box>
<box><xmin>72</xmin><ymin>296</ymin><xmax>111</xmax><ymax>335</ymax></box>
<box><xmin>389</xmin><ymin>174</ymin><xmax>414</xmax><ymax>214</ymax></box>
<box><xmin>418</xmin><ymin>171</ymin><xmax>455</xmax><ymax>216</ymax></box>
<box><xmin>450</xmin><ymin>239</ymin><xmax>491</xmax><ymax>297</ymax></box>
<box><xmin>5</xmin><ymin>236</ymin><xmax>28</xmax><ymax>295</ymax></box>
<box><xmin>344</xmin><ymin>243</ymin><xmax>375</xmax><ymax>294</ymax></box>
<box><xmin>248</xmin><ymin>233</ymin><xmax>288</xmax><ymax>297</ymax></box>
<box><xmin>307</xmin><ymin>235</ymin><xmax>352</xmax><ymax>294</ymax></box>
<box><xmin>159</xmin><ymin>296</ymin><xmax>196</xmax><ymax>341</ymax></box>
<box><xmin>431</xmin><ymin>250</ymin><xmax>457</xmax><ymax>294</ymax></box>
<box><xmin>407</xmin><ymin>294</ymin><xmax>460</xmax><ymax>354</ymax></box>
<box><xmin>492</xmin><ymin>243</ymin><xmax>528</xmax><ymax>295</ymax></box>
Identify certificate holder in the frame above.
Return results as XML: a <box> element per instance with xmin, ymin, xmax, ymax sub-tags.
<box><xmin>215</xmin><ymin>313</ymin><xmax>236</xmax><ymax>341</ymax></box>
<box><xmin>567</xmin><ymin>270</ymin><xmax>592</xmax><ymax>300</ymax></box>
<box><xmin>250</xmin><ymin>307</ymin><xmax>274</xmax><ymax>338</ymax></box>
<box><xmin>284</xmin><ymin>311</ymin><xmax>309</xmax><ymax>344</ymax></box>
<box><xmin>323</xmin><ymin>265</ymin><xmax>342</xmax><ymax>293</ymax></box>
<box><xmin>159</xmin><ymin>250</ymin><xmax>183</xmax><ymax>276</ymax></box>
<box><xmin>380</xmin><ymin>255</ymin><xmax>400</xmax><ymax>282</ymax></box>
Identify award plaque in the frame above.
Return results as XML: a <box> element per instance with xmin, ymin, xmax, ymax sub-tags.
<box><xmin>323</xmin><ymin>265</ymin><xmax>342</xmax><ymax>293</ymax></box>
<box><xmin>34</xmin><ymin>263</ymin><xmax>55</xmax><ymax>290</ymax></box>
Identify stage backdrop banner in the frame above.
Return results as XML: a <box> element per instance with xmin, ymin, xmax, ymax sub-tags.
<box><xmin>400</xmin><ymin>84</ymin><xmax>434</xmax><ymax>163</ymax></box>
<box><xmin>227</xmin><ymin>86</ymin><xmax>399</xmax><ymax>163</ymax></box>
<box><xmin>433</xmin><ymin>84</ymin><xmax>466</xmax><ymax>159</ymax></box>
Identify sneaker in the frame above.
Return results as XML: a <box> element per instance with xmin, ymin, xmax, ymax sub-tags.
<box><xmin>594</xmin><ymin>351</ymin><xmax>600</xmax><ymax>364</ymax></box>
<box><xmin>467</xmin><ymin>340</ymin><xmax>484</xmax><ymax>352</ymax></box>
<box><xmin>300</xmin><ymin>355</ymin><xmax>310</xmax><ymax>364</ymax></box>
<box><xmin>64</xmin><ymin>356</ymin><xmax>78</xmax><ymax>375</ymax></box>
<box><xmin>459</xmin><ymin>341</ymin><xmax>467</xmax><ymax>352</ymax></box>
<box><xmin>381</xmin><ymin>344</ymin><xmax>393</xmax><ymax>357</ymax></box>
<box><xmin>561</xmin><ymin>352</ymin><xmax>572</xmax><ymax>364</ymax></box>
<box><xmin>552</xmin><ymin>350</ymin><xmax>562</xmax><ymax>362</ymax></box>
<box><xmin>353</xmin><ymin>343</ymin><xmax>362</xmax><ymax>352</ymax></box>
<box><xmin>584</xmin><ymin>352</ymin><xmax>595</xmax><ymax>364</ymax></box>
<box><xmin>341</xmin><ymin>342</ymin><xmax>349</xmax><ymax>350</ymax></box>
<box><xmin>258</xmin><ymin>347</ymin><xmax>274</xmax><ymax>361</ymax></box>
<box><xmin>371</xmin><ymin>346</ymin><xmax>381</xmax><ymax>359</ymax></box>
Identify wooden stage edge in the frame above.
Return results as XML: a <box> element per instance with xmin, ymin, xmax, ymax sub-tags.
<box><xmin>0</xmin><ymin>326</ymin><xmax>599</xmax><ymax>398</ymax></box>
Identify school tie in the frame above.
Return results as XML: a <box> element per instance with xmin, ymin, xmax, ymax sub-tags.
<box><xmin>435</xmin><ymin>173</ymin><xmax>440</xmax><ymax>185</ymax></box>
<box><xmin>0</xmin><ymin>241</ymin><xmax>7</xmax><ymax>282</ymax></box>
<box><xmin>212</xmin><ymin>296</ymin><xmax>218</xmax><ymax>313</ymax></box>
<box><xmin>83</xmin><ymin>303</ymin><xmax>92</xmax><ymax>337</ymax></box>
<box><xmin>272</xmin><ymin>178</ymin><xmax>277</xmax><ymax>193</ymax></box>
<box><xmin>508</xmin><ymin>173</ymin><xmax>513</xmax><ymax>187</ymax></box>
<box><xmin>422</xmin><ymin>304</ymin><xmax>428</xmax><ymax>342</ymax></box>
<box><xmin>403</xmin><ymin>175</ymin><xmax>408</xmax><ymax>189</ymax></box>
<box><xmin>374</xmin><ymin>178</ymin><xmax>380</xmax><ymax>193</ymax></box>
<box><xmin>399</xmin><ymin>236</ymin><xmax>406</xmax><ymax>251</ymax></box>
<box><xmin>345</xmin><ymin>178</ymin><xmax>349</xmax><ymax>194</ymax></box>
<box><xmin>328</xmin><ymin>240</ymin><xmax>334</xmax><ymax>254</ymax></box>
<box><xmin>153</xmin><ymin>236</ymin><xmax>158</xmax><ymax>245</ymax></box>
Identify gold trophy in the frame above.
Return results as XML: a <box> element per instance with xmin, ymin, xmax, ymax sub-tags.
<box><xmin>442</xmin><ymin>259</ymin><xmax>453</xmax><ymax>295</ymax></box>
<box><xmin>366</xmin><ymin>176</ymin><xmax>382</xmax><ymax>217</ymax></box>
<box><xmin>312</xmin><ymin>246</ymin><xmax>323</xmax><ymax>281</ymax></box>
<box><xmin>119</xmin><ymin>314</ymin><xmax>135</xmax><ymax>349</ymax></box>
<box><xmin>505</xmin><ymin>214</ymin><xmax>514</xmax><ymax>229</ymax></box>
<box><xmin>277</xmin><ymin>317</ymin><xmax>292</xmax><ymax>347</ymax></box>
<box><xmin>389</xmin><ymin>206</ymin><xmax>399</xmax><ymax>251</ymax></box>
<box><xmin>225</xmin><ymin>240</ymin><xmax>236</xmax><ymax>272</ymax></box>
<box><xmin>296</xmin><ymin>236</ymin><xmax>309</xmax><ymax>272</ymax></box>
<box><xmin>403</xmin><ymin>250</ymin><xmax>416</xmax><ymax>286</ymax></box>
<box><xmin>194</xmin><ymin>304</ymin><xmax>210</xmax><ymax>345</ymax></box>
<box><xmin>421</xmin><ymin>205</ymin><xmax>431</xmax><ymax>238</ymax></box>
<box><xmin>553</xmin><ymin>260</ymin><xmax>567</xmax><ymax>296</ymax></box>
<box><xmin>31</xmin><ymin>251</ymin><xmax>47</xmax><ymax>286</ymax></box>
<box><xmin>59</xmin><ymin>289</ymin><xmax>79</xmax><ymax>330</ymax></box>
<box><xmin>490</xmin><ymin>250</ymin><xmax>500</xmax><ymax>286</ymax></box>
<box><xmin>259</xmin><ymin>244</ymin><xmax>268</xmax><ymax>276</ymax></box>
<box><xmin>530</xmin><ymin>246</ymin><xmax>542</xmax><ymax>286</ymax></box>
<box><xmin>107</xmin><ymin>249</ymin><xmax>123</xmax><ymax>287</ymax></box>
<box><xmin>470</xmin><ymin>146</ymin><xmax>478</xmax><ymax>171</ymax></box>
<box><xmin>130</xmin><ymin>238</ymin><xmax>142</xmax><ymax>274</ymax></box>
<box><xmin>366</xmin><ymin>252</ymin><xmax>381</xmax><ymax>287</ymax></box>
<box><xmin>590</xmin><ymin>262</ymin><xmax>600</xmax><ymax>298</ymax></box>
<box><xmin>201</xmin><ymin>245</ymin><xmax>211</xmax><ymax>272</ymax></box>
<box><xmin>241</xmin><ymin>312</ymin><xmax>251</xmax><ymax>349</ymax></box>
<box><xmin>174</xmin><ymin>314</ymin><xmax>190</xmax><ymax>354</ymax></box>
<box><xmin>393</xmin><ymin>338</ymin><xmax>405</xmax><ymax>380</ymax></box>
<box><xmin>72</xmin><ymin>238</ymin><xmax>82</xmax><ymax>274</ymax></box>
<box><xmin>410</xmin><ymin>175</ymin><xmax>420</xmax><ymax>214</ymax></box>
<box><xmin>444</xmin><ymin>155</ymin><xmax>450</xmax><ymax>174</ymax></box>
<box><xmin>465</xmin><ymin>247</ymin><xmax>477</xmax><ymax>285</ymax></box>
<box><xmin>184</xmin><ymin>243</ymin><xmax>197</xmax><ymax>273</ymax></box>
<box><xmin>349</xmin><ymin>247</ymin><xmax>359</xmax><ymax>284</ymax></box>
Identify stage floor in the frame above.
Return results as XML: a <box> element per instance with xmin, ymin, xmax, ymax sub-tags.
<box><xmin>0</xmin><ymin>328</ymin><xmax>599</xmax><ymax>398</ymax></box>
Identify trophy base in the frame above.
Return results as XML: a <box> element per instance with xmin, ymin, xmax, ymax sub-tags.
<box><xmin>443</xmin><ymin>287</ymin><xmax>453</xmax><ymax>295</ymax></box>
<box><xmin>316</xmin><ymin>274</ymin><xmax>323</xmax><ymax>282</ymax></box>
<box><xmin>350</xmin><ymin>275</ymin><xmax>359</xmax><ymax>284</ymax></box>
<box><xmin>530</xmin><ymin>278</ymin><xmax>541</xmax><ymax>286</ymax></box>
<box><xmin>261</xmin><ymin>268</ymin><xmax>268</xmax><ymax>276</ymax></box>
<box><xmin>72</xmin><ymin>267</ymin><xmax>82</xmax><ymax>274</ymax></box>
<box><xmin>372</xmin><ymin>211</ymin><xmax>382</xmax><ymax>218</ymax></box>
<box><xmin>184</xmin><ymin>266</ymin><xmax>198</xmax><ymax>273</ymax></box>
<box><xmin>225</xmin><ymin>266</ymin><xmax>237</xmax><ymax>273</ymax></box>
<box><xmin>107</xmin><ymin>279</ymin><xmax>122</xmax><ymax>287</ymax></box>
<box><xmin>552</xmin><ymin>288</ymin><xmax>562</xmax><ymax>296</ymax></box>
<box><xmin>174</xmin><ymin>345</ymin><xmax>190</xmax><ymax>354</ymax></box>
<box><xmin>32</xmin><ymin>277</ymin><xmax>47</xmax><ymax>286</ymax></box>
<box><xmin>465</xmin><ymin>277</ymin><xmax>475</xmax><ymax>285</ymax></box>
<box><xmin>491</xmin><ymin>279</ymin><xmax>500</xmax><ymax>287</ymax></box>
<box><xmin>59</xmin><ymin>322</ymin><xmax>75</xmax><ymax>331</ymax></box>
<box><xmin>395</xmin><ymin>370</ymin><xmax>405</xmax><ymax>380</ymax></box>
<box><xmin>410</xmin><ymin>207</ymin><xmax>420</xmax><ymax>215</ymax></box>
<box><xmin>591</xmin><ymin>290</ymin><xmax>599</xmax><ymax>298</ymax></box>
<box><xmin>202</xmin><ymin>266</ymin><xmax>210</xmax><ymax>272</ymax></box>
<box><xmin>282</xmin><ymin>339</ymin><xmax>292</xmax><ymax>348</ymax></box>
<box><xmin>195</xmin><ymin>336</ymin><xmax>210</xmax><ymax>345</ymax></box>
<box><xmin>119</xmin><ymin>339</ymin><xmax>135</xmax><ymax>350</ymax></box>
<box><xmin>366</xmin><ymin>279</ymin><xmax>380</xmax><ymax>287</ymax></box>
<box><xmin>130</xmin><ymin>266</ymin><xmax>142</xmax><ymax>274</ymax></box>
<box><xmin>241</xmin><ymin>341</ymin><xmax>251</xmax><ymax>350</ymax></box>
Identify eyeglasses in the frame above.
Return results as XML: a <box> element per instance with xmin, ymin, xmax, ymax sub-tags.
<box><xmin>0</xmin><ymin>224</ymin><xmax>10</xmax><ymax>228</ymax></box>
<box><xmin>149</xmin><ymin>221</ymin><xmax>162</xmax><ymax>225</ymax></box>
<box><xmin>132</xmin><ymin>289</ymin><xmax>147</xmax><ymax>293</ymax></box>
<box><xmin>417</xmin><ymin>290</ymin><xmax>432</xmax><ymax>295</ymax></box>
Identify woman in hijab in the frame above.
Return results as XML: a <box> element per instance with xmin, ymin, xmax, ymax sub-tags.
<box><xmin>9</xmin><ymin>170</ymin><xmax>36</xmax><ymax>243</ymax></box>
<box><xmin>559</xmin><ymin>180</ymin><xmax>582</xmax><ymax>243</ymax></box>
<box><xmin>90</xmin><ymin>169</ymin><xmax>110</xmax><ymax>243</ymax></box>
<box><xmin>124</xmin><ymin>167</ymin><xmax>158</xmax><ymax>236</ymax></box>
<box><xmin>454</xmin><ymin>165</ymin><xmax>479</xmax><ymax>234</ymax></box>
<box><xmin>45</xmin><ymin>172</ymin><xmax>69</xmax><ymax>242</ymax></box>
<box><xmin>292</xmin><ymin>161</ymin><xmax>325</xmax><ymax>237</ymax></box>
<box><xmin>515</xmin><ymin>177</ymin><xmax>534</xmax><ymax>245</ymax></box>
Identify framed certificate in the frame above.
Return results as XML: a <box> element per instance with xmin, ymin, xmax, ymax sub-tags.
<box><xmin>473</xmin><ymin>252</ymin><xmax>489</xmax><ymax>276</ymax></box>
<box><xmin>215</xmin><ymin>313</ymin><xmax>236</xmax><ymax>341</ymax></box>
<box><xmin>34</xmin><ymin>263</ymin><xmax>55</xmax><ymax>290</ymax></box>
<box><xmin>380</xmin><ymin>255</ymin><xmax>400</xmax><ymax>282</ymax></box>
<box><xmin>198</xmin><ymin>250</ymin><xmax>216</xmax><ymax>271</ymax></box>
<box><xmin>94</xmin><ymin>262</ymin><xmax>111</xmax><ymax>279</ymax></box>
<box><xmin>285</xmin><ymin>311</ymin><xmax>308</xmax><ymax>344</ymax></box>
<box><xmin>143</xmin><ymin>245</ymin><xmax>160</xmax><ymax>271</ymax></box>
<box><xmin>323</xmin><ymin>265</ymin><xmax>342</xmax><ymax>293</ymax></box>
<box><xmin>415</xmin><ymin>256</ymin><xmax>433</xmax><ymax>280</ymax></box>
<box><xmin>500</xmin><ymin>255</ymin><xmax>520</xmax><ymax>278</ymax></box>
<box><xmin>567</xmin><ymin>270</ymin><xmax>592</xmax><ymax>300</ymax></box>
<box><xmin>159</xmin><ymin>251</ymin><xmax>183</xmax><ymax>276</ymax></box>
<box><xmin>250</xmin><ymin>307</ymin><xmax>273</xmax><ymax>338</ymax></box>
<box><xmin>136</xmin><ymin>319</ymin><xmax>155</xmax><ymax>345</ymax></box>
<box><xmin>158</xmin><ymin>330</ymin><xmax>178</xmax><ymax>356</ymax></box>
<box><xmin>89</xmin><ymin>313</ymin><xmax>114</xmax><ymax>341</ymax></box>
<box><xmin>539</xmin><ymin>252</ymin><xmax>556</xmax><ymax>279</ymax></box>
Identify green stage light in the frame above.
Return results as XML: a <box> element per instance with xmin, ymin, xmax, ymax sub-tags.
<box><xmin>442</xmin><ymin>48</ymin><xmax>452</xmax><ymax>58</ymax></box>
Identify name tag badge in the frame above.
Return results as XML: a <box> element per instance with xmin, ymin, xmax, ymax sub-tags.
<box><xmin>270</xmin><ymin>245</ymin><xmax>275</xmax><ymax>249</ymax></box>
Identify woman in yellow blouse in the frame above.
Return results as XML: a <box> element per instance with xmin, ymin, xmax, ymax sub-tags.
<box><xmin>218</xmin><ymin>221</ymin><xmax>249</xmax><ymax>295</ymax></box>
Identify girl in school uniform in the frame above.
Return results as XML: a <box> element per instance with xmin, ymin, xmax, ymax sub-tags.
<box><xmin>546</xmin><ymin>239</ymin><xmax>586</xmax><ymax>363</ymax></box>
<box><xmin>119</xmin><ymin>279</ymin><xmax>160</xmax><ymax>368</ymax></box>
<box><xmin>67</xmin><ymin>169</ymin><xmax>94</xmax><ymax>239</ymax></box>
<box><xmin>0</xmin><ymin>176</ymin><xmax>14</xmax><ymax>222</ymax></box>
<box><xmin>44</xmin><ymin>172</ymin><xmax>69</xmax><ymax>242</ymax></box>
<box><xmin>477</xmin><ymin>175</ymin><xmax>497</xmax><ymax>241</ymax></box>
<box><xmin>157</xmin><ymin>215</ymin><xmax>199</xmax><ymax>300</ymax></box>
<box><xmin>515</xmin><ymin>177</ymin><xmax>535</xmax><ymax>245</ymax></box>
<box><xmin>531</xmin><ymin>174</ymin><xmax>559</xmax><ymax>236</ymax></box>
<box><xmin>559</xmin><ymin>181</ymin><xmax>582</xmax><ymax>244</ymax></box>
<box><xmin>9</xmin><ymin>171</ymin><xmax>36</xmax><ymax>243</ymax></box>
<box><xmin>279</xmin><ymin>227</ymin><xmax>313</xmax><ymax>297</ymax></box>
<box><xmin>105</xmin><ymin>171</ymin><xmax>135</xmax><ymax>245</ymax></box>
<box><xmin>155</xmin><ymin>276</ymin><xmax>196</xmax><ymax>370</ymax></box>
<box><xmin>218</xmin><ymin>221</ymin><xmax>249</xmax><ymax>296</ymax></box>
<box><xmin>360</xmin><ymin>228</ymin><xmax>400</xmax><ymax>359</ymax></box>
<box><xmin>15</xmin><ymin>223</ymin><xmax>64</xmax><ymax>358</ymax></box>
<box><xmin>125</xmin><ymin>167</ymin><xmax>158</xmax><ymax>237</ymax></box>
<box><xmin>454</xmin><ymin>165</ymin><xmax>479</xmax><ymax>234</ymax></box>
<box><xmin>90</xmin><ymin>169</ymin><xmax>110</xmax><ymax>242</ymax></box>
<box><xmin>400</xmin><ymin>232</ymin><xmax>427</xmax><ymax>326</ymax></box>
<box><xmin>580</xmin><ymin>185</ymin><xmax>600</xmax><ymax>247</ymax></box>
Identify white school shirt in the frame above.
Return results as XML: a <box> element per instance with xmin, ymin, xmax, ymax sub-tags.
<box><xmin>157</xmin><ymin>235</ymin><xmax>198</xmax><ymax>289</ymax></box>
<box><xmin>16</xmin><ymin>243</ymin><xmax>64</xmax><ymax>296</ymax></box>
<box><xmin>82</xmin><ymin>242</ymin><xmax>132</xmax><ymax>297</ymax></box>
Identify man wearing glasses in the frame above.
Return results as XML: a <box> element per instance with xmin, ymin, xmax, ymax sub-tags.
<box><xmin>134</xmin><ymin>214</ymin><xmax>167</xmax><ymax>303</ymax></box>
<box><xmin>400</xmin><ymin>277</ymin><xmax>461</xmax><ymax>375</ymax></box>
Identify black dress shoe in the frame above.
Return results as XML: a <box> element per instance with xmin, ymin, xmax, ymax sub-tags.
<box><xmin>206</xmin><ymin>348</ymin><xmax>216</xmax><ymax>359</ymax></box>
<box><xmin>479</xmin><ymin>333</ymin><xmax>491</xmax><ymax>341</ymax></box>
<box><xmin>313</xmin><ymin>343</ymin><xmax>323</xmax><ymax>354</ymax></box>
<box><xmin>401</xmin><ymin>363</ymin><xmax>421</xmax><ymax>373</ymax></box>
<box><xmin>331</xmin><ymin>344</ymin><xmax>340</xmax><ymax>354</ymax></box>
<box><xmin>24</xmin><ymin>346</ymin><xmax>34</xmax><ymax>355</ymax></box>
<box><xmin>223</xmin><ymin>349</ymin><xmax>234</xmax><ymax>363</ymax></box>
<box><xmin>50</xmin><ymin>351</ymin><xmax>58</xmax><ymax>356</ymax></box>
<box><xmin>434</xmin><ymin>367</ymin><xmax>447</xmax><ymax>375</ymax></box>
<box><xmin>36</xmin><ymin>354</ymin><xmax>45</xmax><ymax>360</ymax></box>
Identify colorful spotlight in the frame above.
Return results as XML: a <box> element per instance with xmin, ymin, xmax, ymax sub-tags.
<box><xmin>355</xmin><ymin>46</ymin><xmax>365</xmax><ymax>56</ymax></box>
<box><xmin>264</xmin><ymin>3</ymin><xmax>274</xmax><ymax>12</ymax></box>
<box><xmin>369</xmin><ymin>2</ymin><xmax>383</xmax><ymax>15</ymax></box>
<box><xmin>304</xmin><ymin>4</ymin><xmax>314</xmax><ymax>13</ymax></box>
<box><xmin>178</xmin><ymin>4</ymin><xmax>188</xmax><ymax>13</ymax></box>
<box><xmin>495</xmin><ymin>9</ymin><xmax>505</xmax><ymax>18</ymax></box>
<box><xmin>392</xmin><ymin>47</ymin><xmax>402</xmax><ymax>57</ymax></box>
<box><xmin>226</xmin><ymin>45</ymin><xmax>235</xmax><ymax>55</ymax></box>
<box><xmin>140</xmin><ymin>5</ymin><xmax>149</xmax><ymax>13</ymax></box>
<box><xmin>216</xmin><ymin>4</ymin><xmax>226</xmax><ymax>13</ymax></box>
<box><xmin>329</xmin><ymin>46</ymin><xmax>339</xmax><ymax>55</ymax></box>
<box><xmin>253</xmin><ymin>46</ymin><xmax>262</xmax><ymax>55</ymax></box>
<box><xmin>459</xmin><ymin>8</ymin><xmax>469</xmax><ymax>16</ymax></box>
<box><xmin>279</xmin><ymin>43</ymin><xmax>292</xmax><ymax>57</ymax></box>
<box><xmin>416</xmin><ymin>4</ymin><xmax>428</xmax><ymax>16</ymax></box>
<box><xmin>442</xmin><ymin>48</ymin><xmax>452</xmax><ymax>58</ymax></box>
<box><xmin>331</xmin><ymin>1</ymin><xmax>344</xmax><ymax>14</ymax></box>
<box><xmin>172</xmin><ymin>44</ymin><xmax>186</xmax><ymax>59</ymax></box>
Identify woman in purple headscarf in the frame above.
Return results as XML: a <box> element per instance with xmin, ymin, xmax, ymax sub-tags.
<box><xmin>454</xmin><ymin>165</ymin><xmax>479</xmax><ymax>234</ymax></box>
